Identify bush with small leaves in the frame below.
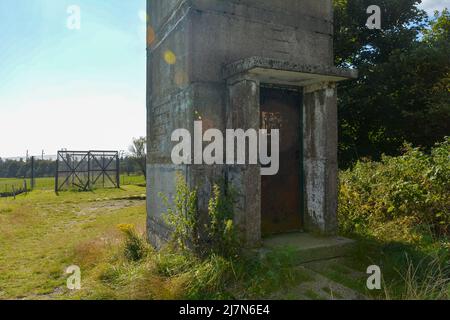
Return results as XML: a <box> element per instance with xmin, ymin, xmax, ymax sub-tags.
<box><xmin>339</xmin><ymin>137</ymin><xmax>450</xmax><ymax>243</ymax></box>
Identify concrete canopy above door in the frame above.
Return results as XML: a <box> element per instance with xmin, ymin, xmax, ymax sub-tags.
<box><xmin>223</xmin><ymin>57</ymin><xmax>358</xmax><ymax>85</ymax></box>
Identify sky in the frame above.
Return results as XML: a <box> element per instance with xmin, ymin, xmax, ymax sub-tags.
<box><xmin>0</xmin><ymin>0</ymin><xmax>146</xmax><ymax>158</ymax></box>
<box><xmin>0</xmin><ymin>0</ymin><xmax>448</xmax><ymax>158</ymax></box>
<box><xmin>420</xmin><ymin>0</ymin><xmax>450</xmax><ymax>15</ymax></box>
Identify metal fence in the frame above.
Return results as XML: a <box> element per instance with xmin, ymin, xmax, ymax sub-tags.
<box><xmin>0</xmin><ymin>179</ymin><xmax>29</xmax><ymax>198</ymax></box>
<box><xmin>55</xmin><ymin>150</ymin><xmax>120</xmax><ymax>192</ymax></box>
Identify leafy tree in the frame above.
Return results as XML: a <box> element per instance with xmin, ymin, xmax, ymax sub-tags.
<box><xmin>334</xmin><ymin>1</ymin><xmax>449</xmax><ymax>167</ymax></box>
<box><xmin>334</xmin><ymin>0</ymin><xmax>426</xmax><ymax>67</ymax></box>
<box><xmin>119</xmin><ymin>156</ymin><xmax>143</xmax><ymax>176</ymax></box>
<box><xmin>424</xmin><ymin>8</ymin><xmax>450</xmax><ymax>42</ymax></box>
<box><xmin>128</xmin><ymin>137</ymin><xmax>147</xmax><ymax>178</ymax></box>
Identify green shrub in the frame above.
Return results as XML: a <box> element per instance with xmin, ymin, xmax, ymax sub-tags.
<box><xmin>161</xmin><ymin>174</ymin><xmax>239</xmax><ymax>258</ymax></box>
<box><xmin>160</xmin><ymin>174</ymin><xmax>200</xmax><ymax>252</ymax></box>
<box><xmin>339</xmin><ymin>137</ymin><xmax>450</xmax><ymax>243</ymax></box>
<box><xmin>117</xmin><ymin>224</ymin><xmax>148</xmax><ymax>262</ymax></box>
<box><xmin>206</xmin><ymin>184</ymin><xmax>239</xmax><ymax>258</ymax></box>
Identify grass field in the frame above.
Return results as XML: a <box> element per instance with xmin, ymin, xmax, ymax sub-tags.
<box><xmin>0</xmin><ymin>185</ymin><xmax>147</xmax><ymax>299</ymax></box>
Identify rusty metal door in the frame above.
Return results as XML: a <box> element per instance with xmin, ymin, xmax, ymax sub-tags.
<box><xmin>261</xmin><ymin>87</ymin><xmax>303</xmax><ymax>235</ymax></box>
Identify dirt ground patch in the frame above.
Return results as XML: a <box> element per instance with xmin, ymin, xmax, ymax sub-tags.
<box><xmin>76</xmin><ymin>200</ymin><xmax>144</xmax><ymax>216</ymax></box>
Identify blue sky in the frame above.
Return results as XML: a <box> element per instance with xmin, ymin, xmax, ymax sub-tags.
<box><xmin>0</xmin><ymin>0</ymin><xmax>146</xmax><ymax>158</ymax></box>
<box><xmin>0</xmin><ymin>0</ymin><xmax>448</xmax><ymax>158</ymax></box>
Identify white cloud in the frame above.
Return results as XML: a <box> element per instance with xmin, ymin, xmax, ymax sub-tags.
<box><xmin>418</xmin><ymin>0</ymin><xmax>449</xmax><ymax>15</ymax></box>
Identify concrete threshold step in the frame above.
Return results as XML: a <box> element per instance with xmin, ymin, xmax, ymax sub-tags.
<box><xmin>262</xmin><ymin>232</ymin><xmax>355</xmax><ymax>264</ymax></box>
<box><xmin>270</xmin><ymin>264</ymin><xmax>367</xmax><ymax>300</ymax></box>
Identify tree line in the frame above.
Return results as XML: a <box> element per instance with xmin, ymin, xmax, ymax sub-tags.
<box><xmin>0</xmin><ymin>157</ymin><xmax>144</xmax><ymax>179</ymax></box>
<box><xmin>0</xmin><ymin>158</ymin><xmax>54</xmax><ymax>178</ymax></box>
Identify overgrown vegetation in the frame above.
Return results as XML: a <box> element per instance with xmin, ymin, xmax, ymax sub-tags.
<box><xmin>92</xmin><ymin>225</ymin><xmax>308</xmax><ymax>300</ymax></box>
<box><xmin>118</xmin><ymin>224</ymin><xmax>149</xmax><ymax>262</ymax></box>
<box><xmin>339</xmin><ymin>137</ymin><xmax>450</xmax><ymax>299</ymax></box>
<box><xmin>394</xmin><ymin>255</ymin><xmax>450</xmax><ymax>300</ymax></box>
<box><xmin>159</xmin><ymin>175</ymin><xmax>199</xmax><ymax>253</ymax></box>
<box><xmin>339</xmin><ymin>137</ymin><xmax>450</xmax><ymax>242</ymax></box>
<box><xmin>161</xmin><ymin>174</ymin><xmax>238</xmax><ymax>258</ymax></box>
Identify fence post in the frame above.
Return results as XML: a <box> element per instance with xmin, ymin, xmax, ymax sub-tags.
<box><xmin>55</xmin><ymin>153</ymin><xmax>59</xmax><ymax>194</ymax></box>
<box><xmin>30</xmin><ymin>156</ymin><xmax>35</xmax><ymax>190</ymax></box>
<box><xmin>87</xmin><ymin>151</ymin><xmax>91</xmax><ymax>190</ymax></box>
<box><xmin>116</xmin><ymin>153</ymin><xmax>120</xmax><ymax>189</ymax></box>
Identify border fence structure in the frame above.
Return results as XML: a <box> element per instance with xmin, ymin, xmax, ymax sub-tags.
<box><xmin>0</xmin><ymin>179</ymin><xmax>28</xmax><ymax>198</ymax></box>
<box><xmin>55</xmin><ymin>150</ymin><xmax>120</xmax><ymax>192</ymax></box>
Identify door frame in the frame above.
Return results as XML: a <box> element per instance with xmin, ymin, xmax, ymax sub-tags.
<box><xmin>259</xmin><ymin>83</ymin><xmax>305</xmax><ymax>235</ymax></box>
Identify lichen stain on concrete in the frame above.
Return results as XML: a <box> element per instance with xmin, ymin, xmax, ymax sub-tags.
<box><xmin>326</xmin><ymin>87</ymin><xmax>335</xmax><ymax>98</ymax></box>
<box><xmin>317</xmin><ymin>90</ymin><xmax>326</xmax><ymax>106</ymax></box>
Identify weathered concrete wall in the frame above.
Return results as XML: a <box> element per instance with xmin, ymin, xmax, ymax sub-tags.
<box><xmin>147</xmin><ymin>0</ymin><xmax>338</xmax><ymax>246</ymax></box>
<box><xmin>226</xmin><ymin>76</ymin><xmax>261</xmax><ymax>246</ymax></box>
<box><xmin>190</xmin><ymin>5</ymin><xmax>333</xmax><ymax>82</ymax></box>
<box><xmin>303</xmin><ymin>83</ymin><xmax>338</xmax><ymax>234</ymax></box>
<box><xmin>148</xmin><ymin>0</ymin><xmax>334</xmax><ymax>84</ymax></box>
<box><xmin>147</xmin><ymin>164</ymin><xmax>188</xmax><ymax>248</ymax></box>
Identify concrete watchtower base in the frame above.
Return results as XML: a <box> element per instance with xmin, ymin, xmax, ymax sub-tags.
<box><xmin>146</xmin><ymin>0</ymin><xmax>357</xmax><ymax>248</ymax></box>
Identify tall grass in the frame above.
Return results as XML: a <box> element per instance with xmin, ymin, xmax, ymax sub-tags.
<box><xmin>384</xmin><ymin>254</ymin><xmax>450</xmax><ymax>300</ymax></box>
<box><xmin>91</xmin><ymin>224</ymin><xmax>309</xmax><ymax>300</ymax></box>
